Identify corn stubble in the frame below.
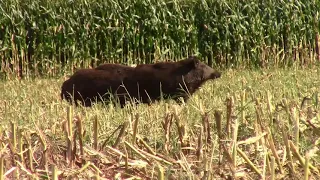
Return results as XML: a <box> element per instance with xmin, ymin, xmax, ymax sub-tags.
<box><xmin>0</xmin><ymin>87</ymin><xmax>319</xmax><ymax>179</ymax></box>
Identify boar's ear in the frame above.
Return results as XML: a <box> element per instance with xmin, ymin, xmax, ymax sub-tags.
<box><xmin>187</xmin><ymin>56</ymin><xmax>200</xmax><ymax>68</ymax></box>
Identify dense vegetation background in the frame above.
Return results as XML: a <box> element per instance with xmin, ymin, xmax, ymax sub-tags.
<box><xmin>0</xmin><ymin>0</ymin><xmax>319</xmax><ymax>78</ymax></box>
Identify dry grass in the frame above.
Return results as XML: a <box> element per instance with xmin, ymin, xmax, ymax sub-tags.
<box><xmin>0</xmin><ymin>67</ymin><xmax>320</xmax><ymax>179</ymax></box>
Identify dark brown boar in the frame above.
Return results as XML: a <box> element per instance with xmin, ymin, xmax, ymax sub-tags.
<box><xmin>60</xmin><ymin>56</ymin><xmax>221</xmax><ymax>108</ymax></box>
<box><xmin>122</xmin><ymin>56</ymin><xmax>221</xmax><ymax>104</ymax></box>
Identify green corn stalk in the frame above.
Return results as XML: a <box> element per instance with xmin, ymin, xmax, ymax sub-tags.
<box><xmin>1</xmin><ymin>0</ymin><xmax>319</xmax><ymax>78</ymax></box>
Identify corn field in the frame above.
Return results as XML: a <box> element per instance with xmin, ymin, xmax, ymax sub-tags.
<box><xmin>0</xmin><ymin>0</ymin><xmax>320</xmax><ymax>78</ymax></box>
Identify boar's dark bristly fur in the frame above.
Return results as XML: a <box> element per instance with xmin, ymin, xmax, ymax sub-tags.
<box><xmin>122</xmin><ymin>56</ymin><xmax>221</xmax><ymax>104</ymax></box>
<box><xmin>95</xmin><ymin>63</ymin><xmax>135</xmax><ymax>72</ymax></box>
<box><xmin>60</xmin><ymin>66</ymin><xmax>134</xmax><ymax>107</ymax></box>
<box><xmin>60</xmin><ymin>56</ymin><xmax>221</xmax><ymax>107</ymax></box>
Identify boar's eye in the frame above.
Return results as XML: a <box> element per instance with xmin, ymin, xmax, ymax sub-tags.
<box><xmin>193</xmin><ymin>59</ymin><xmax>199</xmax><ymax>67</ymax></box>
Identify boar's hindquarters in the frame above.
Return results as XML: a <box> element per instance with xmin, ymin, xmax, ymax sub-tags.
<box><xmin>60</xmin><ymin>69</ymin><xmax>129</xmax><ymax>107</ymax></box>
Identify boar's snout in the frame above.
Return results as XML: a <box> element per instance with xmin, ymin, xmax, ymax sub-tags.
<box><xmin>211</xmin><ymin>70</ymin><xmax>221</xmax><ymax>79</ymax></box>
<box><xmin>202</xmin><ymin>64</ymin><xmax>221</xmax><ymax>80</ymax></box>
